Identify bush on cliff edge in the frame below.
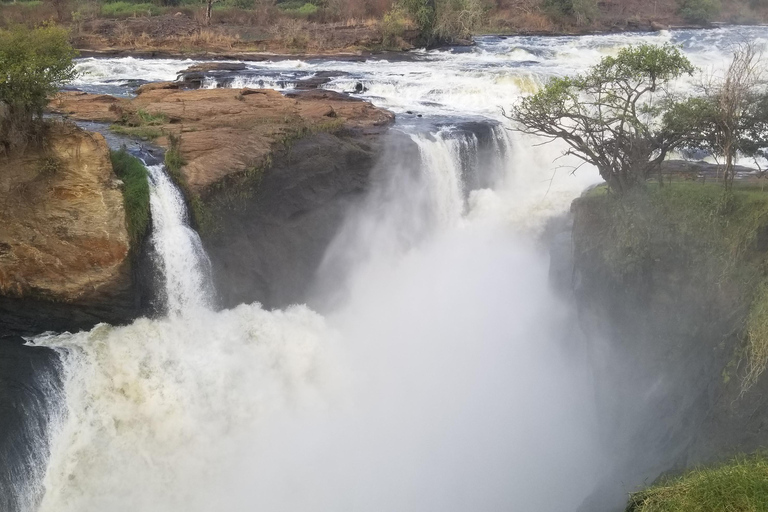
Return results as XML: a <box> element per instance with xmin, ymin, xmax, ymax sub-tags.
<box><xmin>0</xmin><ymin>23</ymin><xmax>78</xmax><ymax>155</ymax></box>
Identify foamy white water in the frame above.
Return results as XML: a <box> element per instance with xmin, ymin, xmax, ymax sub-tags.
<box><xmin>29</xmin><ymin>26</ymin><xmax>768</xmax><ymax>512</ymax></box>
<box><xmin>146</xmin><ymin>164</ymin><xmax>213</xmax><ymax>314</ymax></box>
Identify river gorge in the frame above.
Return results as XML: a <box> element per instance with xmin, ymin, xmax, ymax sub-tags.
<box><xmin>2</xmin><ymin>25</ymin><xmax>768</xmax><ymax>512</ymax></box>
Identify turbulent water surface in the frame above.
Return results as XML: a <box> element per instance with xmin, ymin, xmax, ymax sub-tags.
<box><xmin>23</xmin><ymin>26</ymin><xmax>768</xmax><ymax>512</ymax></box>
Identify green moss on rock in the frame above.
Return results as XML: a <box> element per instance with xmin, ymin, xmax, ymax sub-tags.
<box><xmin>110</xmin><ymin>148</ymin><xmax>150</xmax><ymax>246</ymax></box>
<box><xmin>574</xmin><ymin>183</ymin><xmax>768</xmax><ymax>393</ymax></box>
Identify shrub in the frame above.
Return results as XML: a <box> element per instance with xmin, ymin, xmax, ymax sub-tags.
<box><xmin>679</xmin><ymin>0</ymin><xmax>721</xmax><ymax>23</ymax></box>
<box><xmin>433</xmin><ymin>0</ymin><xmax>487</xmax><ymax>41</ymax></box>
<box><xmin>542</xmin><ymin>0</ymin><xmax>597</xmax><ymax>24</ymax></box>
<box><xmin>0</xmin><ymin>24</ymin><xmax>78</xmax><ymax>154</ymax></box>
<box><xmin>110</xmin><ymin>148</ymin><xmax>151</xmax><ymax>245</ymax></box>
<box><xmin>279</xmin><ymin>1</ymin><xmax>318</xmax><ymax>16</ymax></box>
<box><xmin>380</xmin><ymin>5</ymin><xmax>409</xmax><ymax>47</ymax></box>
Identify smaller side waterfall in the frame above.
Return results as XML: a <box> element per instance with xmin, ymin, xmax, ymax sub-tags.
<box><xmin>409</xmin><ymin>128</ymin><xmax>469</xmax><ymax>229</ymax></box>
<box><xmin>146</xmin><ymin>164</ymin><xmax>213</xmax><ymax>314</ymax></box>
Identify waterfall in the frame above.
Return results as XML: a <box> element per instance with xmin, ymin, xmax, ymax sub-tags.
<box><xmin>409</xmin><ymin>128</ymin><xmax>470</xmax><ymax>228</ymax></box>
<box><xmin>146</xmin><ymin>164</ymin><xmax>213</xmax><ymax>314</ymax></box>
<box><xmin>30</xmin><ymin>122</ymin><xmax>605</xmax><ymax>512</ymax></box>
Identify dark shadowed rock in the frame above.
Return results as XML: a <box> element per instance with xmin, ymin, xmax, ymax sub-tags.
<box><xmin>203</xmin><ymin>129</ymin><xmax>398</xmax><ymax>309</ymax></box>
<box><xmin>182</xmin><ymin>62</ymin><xmax>247</xmax><ymax>74</ymax></box>
<box><xmin>0</xmin><ymin>336</ymin><xmax>62</xmax><ymax>512</ymax></box>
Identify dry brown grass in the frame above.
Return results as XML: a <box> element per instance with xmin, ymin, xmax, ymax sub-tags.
<box><xmin>0</xmin><ymin>2</ymin><xmax>58</xmax><ymax>28</ymax></box>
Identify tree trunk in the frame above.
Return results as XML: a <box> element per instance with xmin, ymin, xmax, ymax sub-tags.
<box><xmin>206</xmin><ymin>0</ymin><xmax>213</xmax><ymax>26</ymax></box>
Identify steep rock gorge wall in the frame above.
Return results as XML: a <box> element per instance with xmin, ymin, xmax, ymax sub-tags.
<box><xmin>201</xmin><ymin>129</ymin><xmax>398</xmax><ymax>309</ymax></box>
<box><xmin>570</xmin><ymin>186</ymin><xmax>768</xmax><ymax>512</ymax></box>
<box><xmin>0</xmin><ymin>124</ymin><xmax>152</xmax><ymax>337</ymax></box>
<box><xmin>0</xmin><ymin>124</ymin><xmax>155</xmax><ymax>511</ymax></box>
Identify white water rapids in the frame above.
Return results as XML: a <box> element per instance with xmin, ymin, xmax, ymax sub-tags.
<box><xmin>25</xmin><ymin>25</ymin><xmax>768</xmax><ymax>512</ymax></box>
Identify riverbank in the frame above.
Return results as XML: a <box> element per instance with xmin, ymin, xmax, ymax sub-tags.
<box><xmin>3</xmin><ymin>0</ymin><xmax>768</xmax><ymax>57</ymax></box>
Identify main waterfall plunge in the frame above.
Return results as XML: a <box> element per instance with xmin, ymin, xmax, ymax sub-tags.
<box><xmin>27</xmin><ymin>123</ymin><xmax>604</xmax><ymax>512</ymax></box>
<box><xmin>20</xmin><ymin>26</ymin><xmax>767</xmax><ymax>512</ymax></box>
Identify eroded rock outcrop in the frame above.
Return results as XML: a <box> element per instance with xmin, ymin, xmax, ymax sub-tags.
<box><xmin>52</xmin><ymin>86</ymin><xmax>397</xmax><ymax>308</ymax></box>
<box><xmin>0</xmin><ymin>124</ymin><xmax>145</xmax><ymax>336</ymax></box>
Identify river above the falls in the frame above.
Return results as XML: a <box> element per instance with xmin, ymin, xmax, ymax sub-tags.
<box><xmin>22</xmin><ymin>25</ymin><xmax>768</xmax><ymax>512</ymax></box>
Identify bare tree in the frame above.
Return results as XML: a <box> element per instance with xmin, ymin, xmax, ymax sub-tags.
<box><xmin>669</xmin><ymin>42</ymin><xmax>768</xmax><ymax>189</ymax></box>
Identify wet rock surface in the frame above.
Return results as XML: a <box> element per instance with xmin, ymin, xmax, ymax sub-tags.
<box><xmin>52</xmin><ymin>86</ymin><xmax>394</xmax><ymax>195</ymax></box>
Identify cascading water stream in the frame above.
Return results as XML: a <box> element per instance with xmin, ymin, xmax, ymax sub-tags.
<box><xmin>145</xmin><ymin>163</ymin><xmax>213</xmax><ymax>314</ymax></box>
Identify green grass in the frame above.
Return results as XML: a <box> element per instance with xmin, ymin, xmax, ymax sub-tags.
<box><xmin>163</xmin><ymin>133</ymin><xmax>185</xmax><ymax>183</ymax></box>
<box><xmin>110</xmin><ymin>125</ymin><xmax>163</xmax><ymax>140</ymax></box>
<box><xmin>136</xmin><ymin>109</ymin><xmax>167</xmax><ymax>126</ymax></box>
<box><xmin>110</xmin><ymin>148</ymin><xmax>150</xmax><ymax>245</ymax></box>
<box><xmin>101</xmin><ymin>1</ymin><xmax>161</xmax><ymax>17</ymax></box>
<box><xmin>278</xmin><ymin>1</ymin><xmax>318</xmax><ymax>16</ymax></box>
<box><xmin>627</xmin><ymin>455</ymin><xmax>768</xmax><ymax>511</ymax></box>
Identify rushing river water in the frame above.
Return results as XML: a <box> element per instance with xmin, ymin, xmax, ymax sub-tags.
<box><xmin>18</xmin><ymin>26</ymin><xmax>768</xmax><ymax>512</ymax></box>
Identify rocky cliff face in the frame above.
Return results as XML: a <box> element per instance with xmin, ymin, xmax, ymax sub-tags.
<box><xmin>569</xmin><ymin>189</ymin><xmax>768</xmax><ymax>512</ymax></box>
<box><xmin>52</xmin><ymin>85</ymin><xmax>396</xmax><ymax>310</ymax></box>
<box><xmin>0</xmin><ymin>124</ymin><xmax>153</xmax><ymax>511</ymax></box>
<box><xmin>0</xmin><ymin>124</ymin><xmax>150</xmax><ymax>337</ymax></box>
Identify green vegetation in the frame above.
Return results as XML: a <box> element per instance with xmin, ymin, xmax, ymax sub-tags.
<box><xmin>110</xmin><ymin>148</ymin><xmax>151</xmax><ymax>245</ymax></box>
<box><xmin>109</xmin><ymin>108</ymin><xmax>168</xmax><ymax>140</ymax></box>
<box><xmin>278</xmin><ymin>1</ymin><xmax>318</xmax><ymax>16</ymax></box>
<box><xmin>508</xmin><ymin>44</ymin><xmax>695</xmax><ymax>194</ymax></box>
<box><xmin>391</xmin><ymin>0</ymin><xmax>486</xmax><ymax>44</ymax></box>
<box><xmin>627</xmin><ymin>454</ymin><xmax>768</xmax><ymax>511</ymax></box>
<box><xmin>100</xmin><ymin>1</ymin><xmax>160</xmax><ymax>16</ymax></box>
<box><xmin>581</xmin><ymin>182</ymin><xmax>768</xmax><ymax>393</ymax></box>
<box><xmin>0</xmin><ymin>24</ymin><xmax>78</xmax><ymax>154</ymax></box>
<box><xmin>678</xmin><ymin>0</ymin><xmax>721</xmax><ymax>23</ymax></box>
<box><xmin>667</xmin><ymin>42</ymin><xmax>768</xmax><ymax>190</ymax></box>
<box><xmin>163</xmin><ymin>133</ymin><xmax>185</xmax><ymax>183</ymax></box>
<box><xmin>135</xmin><ymin>109</ymin><xmax>168</xmax><ymax>126</ymax></box>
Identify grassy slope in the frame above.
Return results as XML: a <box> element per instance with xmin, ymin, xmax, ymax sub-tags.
<box><xmin>627</xmin><ymin>455</ymin><xmax>768</xmax><ymax>512</ymax></box>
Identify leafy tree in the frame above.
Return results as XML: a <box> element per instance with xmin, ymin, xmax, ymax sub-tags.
<box><xmin>666</xmin><ymin>42</ymin><xmax>768</xmax><ymax>189</ymax></box>
<box><xmin>0</xmin><ymin>24</ymin><xmax>78</xmax><ymax>155</ymax></box>
<box><xmin>507</xmin><ymin>44</ymin><xmax>695</xmax><ymax>194</ymax></box>
<box><xmin>396</xmin><ymin>0</ymin><xmax>485</xmax><ymax>44</ymax></box>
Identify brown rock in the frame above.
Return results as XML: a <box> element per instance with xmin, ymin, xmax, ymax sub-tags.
<box><xmin>51</xmin><ymin>87</ymin><xmax>395</xmax><ymax>196</ymax></box>
<box><xmin>0</xmin><ymin>124</ymin><xmax>130</xmax><ymax>304</ymax></box>
<box><xmin>135</xmin><ymin>81</ymin><xmax>180</xmax><ymax>94</ymax></box>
